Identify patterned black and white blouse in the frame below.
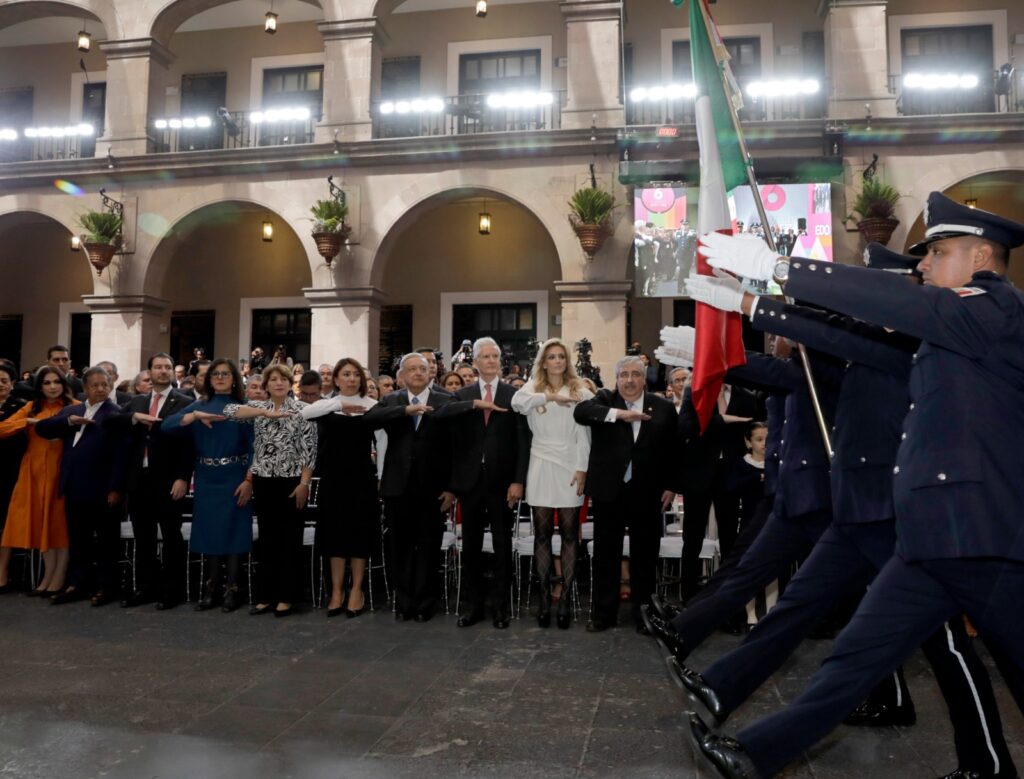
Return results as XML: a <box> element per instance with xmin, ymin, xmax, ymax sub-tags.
<box><xmin>223</xmin><ymin>397</ymin><xmax>317</xmax><ymax>478</ymax></box>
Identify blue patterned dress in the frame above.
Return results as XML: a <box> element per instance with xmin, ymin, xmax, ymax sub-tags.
<box><xmin>164</xmin><ymin>394</ymin><xmax>255</xmax><ymax>554</ymax></box>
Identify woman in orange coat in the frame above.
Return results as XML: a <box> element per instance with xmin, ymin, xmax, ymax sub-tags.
<box><xmin>0</xmin><ymin>367</ymin><xmax>73</xmax><ymax>595</ymax></box>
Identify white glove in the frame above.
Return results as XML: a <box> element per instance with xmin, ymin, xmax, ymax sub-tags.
<box><xmin>656</xmin><ymin>326</ymin><xmax>696</xmax><ymax>366</ymax></box>
<box><xmin>684</xmin><ymin>271</ymin><xmax>746</xmax><ymax>314</ymax></box>
<box><xmin>699</xmin><ymin>232</ymin><xmax>779</xmax><ymax>282</ymax></box>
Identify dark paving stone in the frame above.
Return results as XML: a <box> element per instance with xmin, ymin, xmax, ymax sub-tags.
<box><xmin>179</xmin><ymin>703</ymin><xmax>307</xmax><ymax>746</ymax></box>
<box><xmin>271</xmin><ymin>712</ymin><xmax>399</xmax><ymax>756</ymax></box>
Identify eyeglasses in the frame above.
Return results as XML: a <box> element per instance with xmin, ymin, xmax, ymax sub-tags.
<box><xmin>210</xmin><ymin>371</ymin><xmax>233</xmax><ymax>378</ymax></box>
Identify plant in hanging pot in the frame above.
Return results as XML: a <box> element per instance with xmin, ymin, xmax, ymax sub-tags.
<box><xmin>568</xmin><ymin>186</ymin><xmax>616</xmax><ymax>260</ymax></box>
<box><xmin>310</xmin><ymin>198</ymin><xmax>352</xmax><ymax>266</ymax></box>
<box><xmin>849</xmin><ymin>177</ymin><xmax>901</xmax><ymax>246</ymax></box>
<box><xmin>77</xmin><ymin>210</ymin><xmax>122</xmax><ymax>276</ymax></box>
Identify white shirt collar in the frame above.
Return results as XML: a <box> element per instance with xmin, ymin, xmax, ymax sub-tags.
<box><xmin>479</xmin><ymin>377</ymin><xmax>500</xmax><ymax>395</ymax></box>
<box><xmin>624</xmin><ymin>391</ymin><xmax>644</xmax><ymax>409</ymax></box>
<box><xmin>409</xmin><ymin>387</ymin><xmax>430</xmax><ymax>405</ymax></box>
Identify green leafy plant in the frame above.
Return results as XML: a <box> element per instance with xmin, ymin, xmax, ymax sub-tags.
<box><xmin>77</xmin><ymin>210</ymin><xmax>122</xmax><ymax>245</ymax></box>
<box><xmin>568</xmin><ymin>186</ymin><xmax>617</xmax><ymax>226</ymax></box>
<box><xmin>849</xmin><ymin>177</ymin><xmax>901</xmax><ymax>221</ymax></box>
<box><xmin>309</xmin><ymin>198</ymin><xmax>350</xmax><ymax>234</ymax></box>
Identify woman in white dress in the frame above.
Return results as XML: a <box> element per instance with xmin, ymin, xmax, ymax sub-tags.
<box><xmin>512</xmin><ymin>338</ymin><xmax>592</xmax><ymax>629</ymax></box>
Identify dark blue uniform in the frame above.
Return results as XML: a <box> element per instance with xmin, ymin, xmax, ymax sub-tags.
<box><xmin>735</xmin><ymin>261</ymin><xmax>1024</xmax><ymax>778</ymax></box>
<box><xmin>669</xmin><ymin>349</ymin><xmax>840</xmax><ymax>649</ymax></box>
<box><xmin>699</xmin><ymin>297</ymin><xmax>1016</xmax><ymax>777</ymax></box>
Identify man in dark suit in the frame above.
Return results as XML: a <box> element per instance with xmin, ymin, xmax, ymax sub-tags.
<box><xmin>433</xmin><ymin>337</ymin><xmax>530</xmax><ymax>630</ymax></box>
<box><xmin>365</xmin><ymin>352</ymin><xmax>454</xmax><ymax>622</ymax></box>
<box><xmin>13</xmin><ymin>344</ymin><xmax>84</xmax><ymax>400</ymax></box>
<box><xmin>574</xmin><ymin>355</ymin><xmax>680</xmax><ymax>633</ymax></box>
<box><xmin>112</xmin><ymin>352</ymin><xmax>194</xmax><ymax>610</ymax></box>
<box><xmin>688</xmin><ymin>194</ymin><xmax>1024</xmax><ymax>779</ymax></box>
<box><xmin>36</xmin><ymin>365</ymin><xmax>126</xmax><ymax>607</ymax></box>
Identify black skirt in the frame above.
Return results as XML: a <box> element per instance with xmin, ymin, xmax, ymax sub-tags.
<box><xmin>315</xmin><ymin>473</ymin><xmax>380</xmax><ymax>559</ymax></box>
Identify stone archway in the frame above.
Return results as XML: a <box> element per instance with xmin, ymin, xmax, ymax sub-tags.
<box><xmin>147</xmin><ymin>0</ymin><xmax>324</xmax><ymax>47</ymax></box>
<box><xmin>0</xmin><ymin>210</ymin><xmax>95</xmax><ymax>371</ymax></box>
<box><xmin>0</xmin><ymin>0</ymin><xmax>119</xmax><ymax>37</ymax></box>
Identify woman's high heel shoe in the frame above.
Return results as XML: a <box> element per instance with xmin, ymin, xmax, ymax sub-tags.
<box><xmin>556</xmin><ymin>600</ymin><xmax>571</xmax><ymax>630</ymax></box>
<box><xmin>221</xmin><ymin>585</ymin><xmax>239</xmax><ymax>613</ymax></box>
<box><xmin>538</xmin><ymin>609</ymin><xmax>551</xmax><ymax>628</ymax></box>
<box><xmin>195</xmin><ymin>579</ymin><xmax>219</xmax><ymax>611</ymax></box>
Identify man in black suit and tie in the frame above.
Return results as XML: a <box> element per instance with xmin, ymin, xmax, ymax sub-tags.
<box><xmin>36</xmin><ymin>366</ymin><xmax>126</xmax><ymax>607</ymax></box>
<box><xmin>365</xmin><ymin>352</ymin><xmax>455</xmax><ymax>621</ymax></box>
<box><xmin>112</xmin><ymin>352</ymin><xmax>194</xmax><ymax>610</ymax></box>
<box><xmin>575</xmin><ymin>355</ymin><xmax>681</xmax><ymax>632</ymax></box>
<box><xmin>13</xmin><ymin>344</ymin><xmax>84</xmax><ymax>400</ymax></box>
<box><xmin>434</xmin><ymin>337</ymin><xmax>530</xmax><ymax>630</ymax></box>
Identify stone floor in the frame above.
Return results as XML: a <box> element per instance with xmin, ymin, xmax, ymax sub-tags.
<box><xmin>0</xmin><ymin>593</ymin><xmax>1020</xmax><ymax>779</ymax></box>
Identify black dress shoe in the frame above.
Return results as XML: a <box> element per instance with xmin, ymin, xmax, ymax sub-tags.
<box><xmin>395</xmin><ymin>610</ymin><xmax>412</xmax><ymax>621</ymax></box>
<box><xmin>457</xmin><ymin>609</ymin><xmax>484</xmax><ymax>628</ymax></box>
<box><xmin>346</xmin><ymin>605</ymin><xmax>367</xmax><ymax>618</ymax></box>
<box><xmin>843</xmin><ymin>699</ymin><xmax>917</xmax><ymax>727</ymax></box>
<box><xmin>689</xmin><ymin>714</ymin><xmax>761</xmax><ymax>779</ymax></box>
<box><xmin>414</xmin><ymin>611</ymin><xmax>432</xmax><ymax>623</ymax></box>
<box><xmin>221</xmin><ymin>587</ymin><xmax>239</xmax><ymax>613</ymax></box>
<box><xmin>586</xmin><ymin>619</ymin><xmax>609</xmax><ymax>633</ymax></box>
<box><xmin>327</xmin><ymin>606</ymin><xmax>344</xmax><ymax>618</ymax></box>
<box><xmin>670</xmin><ymin>657</ymin><xmax>727</xmax><ymax>723</ymax></box>
<box><xmin>249</xmin><ymin>604</ymin><xmax>273</xmax><ymax>616</ymax></box>
<box><xmin>121</xmin><ymin>590</ymin><xmax>156</xmax><ymax>608</ymax></box>
<box><xmin>493</xmin><ymin>609</ymin><xmax>510</xmax><ymax>629</ymax></box>
<box><xmin>538</xmin><ymin>610</ymin><xmax>551</xmax><ymax>628</ymax></box>
<box><xmin>556</xmin><ymin>601</ymin><xmax>571</xmax><ymax>629</ymax></box>
<box><xmin>90</xmin><ymin>590</ymin><xmax>114</xmax><ymax>607</ymax></box>
<box><xmin>155</xmin><ymin>600</ymin><xmax>179</xmax><ymax>611</ymax></box>
<box><xmin>274</xmin><ymin>606</ymin><xmax>293</xmax><ymax>618</ymax></box>
<box><xmin>50</xmin><ymin>586</ymin><xmax>86</xmax><ymax>605</ymax></box>
<box><xmin>0</xmin><ymin>583</ymin><xmax>14</xmax><ymax>595</ymax></box>
<box><xmin>643</xmin><ymin>606</ymin><xmax>690</xmax><ymax>661</ymax></box>
<box><xmin>650</xmin><ymin>593</ymin><xmax>681</xmax><ymax>622</ymax></box>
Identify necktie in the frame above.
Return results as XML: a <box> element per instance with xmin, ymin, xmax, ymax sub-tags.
<box><xmin>483</xmin><ymin>382</ymin><xmax>493</xmax><ymax>425</ymax></box>
<box><xmin>144</xmin><ymin>391</ymin><xmax>161</xmax><ymax>463</ymax></box>
<box><xmin>624</xmin><ymin>402</ymin><xmax>634</xmax><ymax>482</ymax></box>
<box><xmin>410</xmin><ymin>395</ymin><xmax>421</xmax><ymax>430</ymax></box>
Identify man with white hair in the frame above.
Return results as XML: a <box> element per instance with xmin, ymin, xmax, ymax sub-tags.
<box><xmin>574</xmin><ymin>354</ymin><xmax>681</xmax><ymax>633</ymax></box>
<box><xmin>435</xmin><ymin>336</ymin><xmax>530</xmax><ymax>630</ymax></box>
<box><xmin>364</xmin><ymin>352</ymin><xmax>455</xmax><ymax>622</ymax></box>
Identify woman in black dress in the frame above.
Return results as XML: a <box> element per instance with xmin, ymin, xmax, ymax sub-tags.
<box><xmin>301</xmin><ymin>357</ymin><xmax>380</xmax><ymax>618</ymax></box>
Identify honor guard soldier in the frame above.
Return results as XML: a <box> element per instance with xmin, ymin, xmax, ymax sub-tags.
<box><xmin>684</xmin><ymin>192</ymin><xmax>1024</xmax><ymax>779</ymax></box>
<box><xmin>683</xmin><ymin>240</ymin><xmax>1017</xmax><ymax>779</ymax></box>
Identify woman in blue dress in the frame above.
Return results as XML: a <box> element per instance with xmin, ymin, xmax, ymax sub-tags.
<box><xmin>163</xmin><ymin>358</ymin><xmax>254</xmax><ymax>612</ymax></box>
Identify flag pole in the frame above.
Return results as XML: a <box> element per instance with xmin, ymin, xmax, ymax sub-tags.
<box><xmin>694</xmin><ymin>0</ymin><xmax>834</xmax><ymax>458</ymax></box>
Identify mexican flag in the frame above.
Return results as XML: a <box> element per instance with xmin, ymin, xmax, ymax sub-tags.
<box><xmin>688</xmin><ymin>0</ymin><xmax>748</xmax><ymax>432</ymax></box>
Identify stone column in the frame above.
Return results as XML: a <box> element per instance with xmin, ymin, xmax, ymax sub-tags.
<box><xmin>97</xmin><ymin>38</ymin><xmax>175</xmax><ymax>157</ymax></box>
<box><xmin>821</xmin><ymin>0</ymin><xmax>897</xmax><ymax>119</ymax></box>
<box><xmin>304</xmin><ymin>286</ymin><xmax>386</xmax><ymax>370</ymax></box>
<box><xmin>560</xmin><ymin>0</ymin><xmax>625</xmax><ymax>129</ymax></box>
<box><xmin>83</xmin><ymin>294</ymin><xmax>169</xmax><ymax>379</ymax></box>
<box><xmin>316</xmin><ymin>19</ymin><xmax>383</xmax><ymax>143</ymax></box>
<box><xmin>554</xmin><ymin>280</ymin><xmax>631</xmax><ymax>382</ymax></box>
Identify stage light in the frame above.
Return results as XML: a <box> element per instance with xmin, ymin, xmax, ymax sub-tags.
<box><xmin>746</xmin><ymin>79</ymin><xmax>820</xmax><ymax>98</ymax></box>
<box><xmin>903</xmin><ymin>73</ymin><xmax>980</xmax><ymax>91</ymax></box>
<box><xmin>262</xmin><ymin>219</ymin><xmax>274</xmax><ymax>242</ymax></box>
<box><xmin>628</xmin><ymin>84</ymin><xmax>697</xmax><ymax>102</ymax></box>
<box><xmin>0</xmin><ymin>129</ymin><xmax>19</xmax><ymax>141</ymax></box>
<box><xmin>486</xmin><ymin>91</ymin><xmax>553</xmax><ymax>109</ymax></box>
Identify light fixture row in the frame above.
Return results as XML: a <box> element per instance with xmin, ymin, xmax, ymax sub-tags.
<box><xmin>903</xmin><ymin>73</ymin><xmax>980</xmax><ymax>90</ymax></box>
<box><xmin>630</xmin><ymin>79</ymin><xmax>819</xmax><ymax>103</ymax></box>
<box><xmin>378</xmin><ymin>91</ymin><xmax>553</xmax><ymax>115</ymax></box>
<box><xmin>154</xmin><ymin>116</ymin><xmax>213</xmax><ymax>130</ymax></box>
<box><xmin>0</xmin><ymin>124</ymin><xmax>95</xmax><ymax>141</ymax></box>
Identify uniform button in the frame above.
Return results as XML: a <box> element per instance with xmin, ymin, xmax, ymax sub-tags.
<box><xmin>860</xmin><ymin>457</ymin><xmax>866</xmax><ymax>463</ymax></box>
<box><xmin>758</xmin><ymin>308</ymin><xmax>766</xmax><ymax>315</ymax></box>
<box><xmin>779</xmin><ymin>460</ymin><xmax>784</xmax><ymax>466</ymax></box>
<box><xmin>893</xmin><ymin>466</ymin><xmax>900</xmax><ymax>474</ymax></box>
<box><xmin>769</xmin><ymin>311</ymin><xmax>776</xmax><ymax>317</ymax></box>
<box><xmin>809</xmin><ymin>264</ymin><xmax>817</xmax><ymax>271</ymax></box>
<box><xmin>793</xmin><ymin>262</ymin><xmax>802</xmax><ymax>269</ymax></box>
<box><xmin>780</xmin><ymin>314</ymin><xmax>787</xmax><ymax>320</ymax></box>
<box><xmin>909</xmin><ymin>403</ymin><xmax>915</xmax><ymax>410</ymax></box>
<box><xmin>780</xmin><ymin>439</ymin><xmax>785</xmax><ymax>445</ymax></box>
<box><xmin>801</xmin><ymin>459</ymin><xmax>807</xmax><ymax>465</ymax></box>
<box><xmin>825</xmin><ymin>266</ymin><xmax>833</xmax><ymax>274</ymax></box>
<box><xmin>937</xmin><ymin>473</ymin><xmax>947</xmax><ymax>481</ymax></box>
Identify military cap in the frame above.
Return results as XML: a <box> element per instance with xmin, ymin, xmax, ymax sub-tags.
<box><xmin>862</xmin><ymin>242</ymin><xmax>920</xmax><ymax>275</ymax></box>
<box><xmin>908</xmin><ymin>191</ymin><xmax>1024</xmax><ymax>256</ymax></box>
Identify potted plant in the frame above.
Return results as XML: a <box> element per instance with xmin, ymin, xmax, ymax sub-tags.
<box><xmin>310</xmin><ymin>198</ymin><xmax>352</xmax><ymax>266</ymax></box>
<box><xmin>568</xmin><ymin>186</ymin><xmax>616</xmax><ymax>260</ymax></box>
<box><xmin>850</xmin><ymin>177</ymin><xmax>901</xmax><ymax>246</ymax></box>
<box><xmin>77</xmin><ymin>210</ymin><xmax>122</xmax><ymax>276</ymax></box>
